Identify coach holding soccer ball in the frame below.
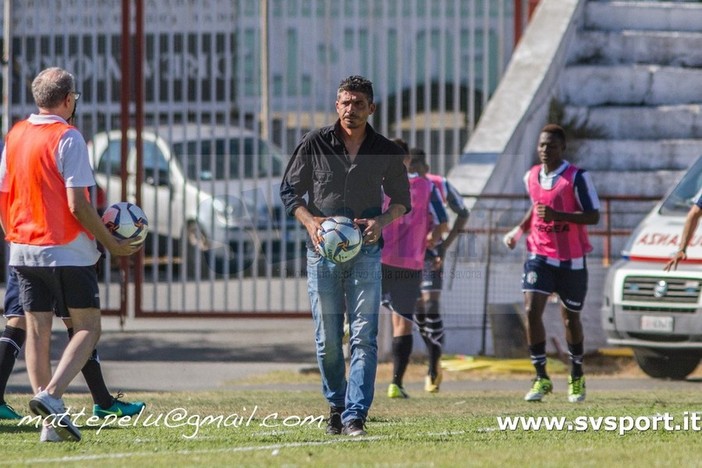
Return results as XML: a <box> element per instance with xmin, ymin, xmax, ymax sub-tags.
<box><xmin>280</xmin><ymin>75</ymin><xmax>411</xmax><ymax>436</ymax></box>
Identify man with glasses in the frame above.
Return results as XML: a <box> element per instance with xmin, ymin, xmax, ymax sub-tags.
<box><xmin>0</xmin><ymin>67</ymin><xmax>140</xmax><ymax>442</ymax></box>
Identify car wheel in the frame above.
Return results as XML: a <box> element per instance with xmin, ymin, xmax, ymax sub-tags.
<box><xmin>184</xmin><ymin>222</ymin><xmax>260</xmax><ymax>277</ymax></box>
<box><xmin>633</xmin><ymin>349</ymin><xmax>700</xmax><ymax>380</ymax></box>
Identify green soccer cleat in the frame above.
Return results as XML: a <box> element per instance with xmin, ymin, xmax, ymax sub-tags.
<box><xmin>424</xmin><ymin>370</ymin><xmax>443</xmax><ymax>393</ymax></box>
<box><xmin>524</xmin><ymin>377</ymin><xmax>553</xmax><ymax>402</ymax></box>
<box><xmin>568</xmin><ymin>375</ymin><xmax>586</xmax><ymax>403</ymax></box>
<box><xmin>387</xmin><ymin>383</ymin><xmax>409</xmax><ymax>399</ymax></box>
<box><xmin>0</xmin><ymin>403</ymin><xmax>22</xmax><ymax>420</ymax></box>
<box><xmin>93</xmin><ymin>395</ymin><xmax>146</xmax><ymax>418</ymax></box>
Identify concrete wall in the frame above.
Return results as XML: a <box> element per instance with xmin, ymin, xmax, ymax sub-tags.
<box><xmin>448</xmin><ymin>0</ymin><xmax>585</xmax><ymax>204</ymax></box>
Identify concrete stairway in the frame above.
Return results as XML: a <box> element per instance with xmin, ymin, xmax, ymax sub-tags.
<box><xmin>559</xmin><ymin>0</ymin><xmax>702</xmax><ymax>231</ymax></box>
<box><xmin>442</xmin><ymin>0</ymin><xmax>702</xmax><ymax>355</ymax></box>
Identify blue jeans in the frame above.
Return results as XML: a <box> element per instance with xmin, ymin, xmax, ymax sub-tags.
<box><xmin>306</xmin><ymin>243</ymin><xmax>381</xmax><ymax>424</ymax></box>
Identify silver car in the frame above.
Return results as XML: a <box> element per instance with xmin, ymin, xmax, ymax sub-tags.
<box><xmin>89</xmin><ymin>124</ymin><xmax>303</xmax><ymax>276</ymax></box>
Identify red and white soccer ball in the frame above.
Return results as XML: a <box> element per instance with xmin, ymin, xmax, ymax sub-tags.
<box><xmin>102</xmin><ymin>202</ymin><xmax>149</xmax><ymax>245</ymax></box>
<box><xmin>317</xmin><ymin>216</ymin><xmax>363</xmax><ymax>263</ymax></box>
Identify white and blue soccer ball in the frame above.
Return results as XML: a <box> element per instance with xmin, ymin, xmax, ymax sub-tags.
<box><xmin>317</xmin><ymin>216</ymin><xmax>363</xmax><ymax>263</ymax></box>
<box><xmin>102</xmin><ymin>201</ymin><xmax>149</xmax><ymax>245</ymax></box>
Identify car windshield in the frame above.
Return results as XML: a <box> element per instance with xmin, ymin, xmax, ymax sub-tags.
<box><xmin>659</xmin><ymin>156</ymin><xmax>702</xmax><ymax>215</ymax></box>
<box><xmin>172</xmin><ymin>137</ymin><xmax>285</xmax><ymax>181</ymax></box>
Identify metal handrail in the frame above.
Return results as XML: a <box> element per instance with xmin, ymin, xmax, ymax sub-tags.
<box><xmin>459</xmin><ymin>193</ymin><xmax>662</xmax><ymax>266</ymax></box>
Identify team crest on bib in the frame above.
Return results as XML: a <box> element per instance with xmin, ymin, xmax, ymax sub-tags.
<box><xmin>526</xmin><ymin>271</ymin><xmax>538</xmax><ymax>285</ymax></box>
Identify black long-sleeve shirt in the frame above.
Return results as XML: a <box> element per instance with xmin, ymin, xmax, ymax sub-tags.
<box><xmin>280</xmin><ymin>121</ymin><xmax>411</xmax><ymax>222</ymax></box>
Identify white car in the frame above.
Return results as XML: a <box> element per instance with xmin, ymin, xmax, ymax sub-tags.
<box><xmin>602</xmin><ymin>155</ymin><xmax>702</xmax><ymax>379</ymax></box>
<box><xmin>89</xmin><ymin>124</ymin><xmax>303</xmax><ymax>275</ymax></box>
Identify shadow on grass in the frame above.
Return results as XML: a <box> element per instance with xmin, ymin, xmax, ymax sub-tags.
<box><xmin>27</xmin><ymin>329</ymin><xmax>316</xmax><ymax>364</ymax></box>
<box><xmin>0</xmin><ymin>423</ymin><xmax>40</xmax><ymax>435</ymax></box>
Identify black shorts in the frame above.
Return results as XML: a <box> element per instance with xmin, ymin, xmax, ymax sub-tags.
<box><xmin>421</xmin><ymin>258</ymin><xmax>443</xmax><ymax>292</ymax></box>
<box><xmin>421</xmin><ymin>248</ymin><xmax>444</xmax><ymax>291</ymax></box>
<box><xmin>14</xmin><ymin>265</ymin><xmax>100</xmax><ymax>315</ymax></box>
<box><xmin>381</xmin><ymin>265</ymin><xmax>422</xmax><ymax>320</ymax></box>
<box><xmin>521</xmin><ymin>256</ymin><xmax>588</xmax><ymax>312</ymax></box>
<box><xmin>3</xmin><ymin>268</ymin><xmax>24</xmax><ymax>318</ymax></box>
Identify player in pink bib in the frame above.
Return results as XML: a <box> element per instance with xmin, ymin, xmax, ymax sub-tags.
<box><xmin>382</xmin><ymin>145</ymin><xmax>448</xmax><ymax>399</ymax></box>
<box><xmin>410</xmin><ymin>149</ymin><xmax>469</xmax><ymax>393</ymax></box>
<box><xmin>504</xmin><ymin>124</ymin><xmax>600</xmax><ymax>403</ymax></box>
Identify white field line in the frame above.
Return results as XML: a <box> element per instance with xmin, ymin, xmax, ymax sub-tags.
<box><xmin>14</xmin><ymin>437</ymin><xmax>387</xmax><ymax>465</ymax></box>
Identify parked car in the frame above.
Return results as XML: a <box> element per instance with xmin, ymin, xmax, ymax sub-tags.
<box><xmin>89</xmin><ymin>124</ymin><xmax>304</xmax><ymax>276</ymax></box>
<box><xmin>602</xmin><ymin>155</ymin><xmax>702</xmax><ymax>379</ymax></box>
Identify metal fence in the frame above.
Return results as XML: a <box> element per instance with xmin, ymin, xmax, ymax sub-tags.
<box><xmin>3</xmin><ymin>0</ymin><xmax>527</xmax><ymax>316</ymax></box>
<box><xmin>1</xmin><ymin>0</ymin><xmax>531</xmax><ymax>318</ymax></box>
<box><xmin>2</xmin><ymin>0</ymin><xmax>524</xmax><ymax>171</ymax></box>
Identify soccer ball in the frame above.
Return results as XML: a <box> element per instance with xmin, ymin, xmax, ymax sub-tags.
<box><xmin>102</xmin><ymin>202</ymin><xmax>149</xmax><ymax>245</ymax></box>
<box><xmin>317</xmin><ymin>216</ymin><xmax>363</xmax><ymax>263</ymax></box>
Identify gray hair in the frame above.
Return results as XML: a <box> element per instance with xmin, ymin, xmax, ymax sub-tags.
<box><xmin>31</xmin><ymin>67</ymin><xmax>75</xmax><ymax>109</ymax></box>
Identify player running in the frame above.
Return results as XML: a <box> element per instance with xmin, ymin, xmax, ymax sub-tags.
<box><xmin>503</xmin><ymin>124</ymin><xmax>600</xmax><ymax>403</ymax></box>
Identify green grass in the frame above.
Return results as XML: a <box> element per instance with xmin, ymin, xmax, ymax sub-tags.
<box><xmin>1</xmin><ymin>386</ymin><xmax>701</xmax><ymax>467</ymax></box>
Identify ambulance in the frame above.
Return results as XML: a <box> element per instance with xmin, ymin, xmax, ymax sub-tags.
<box><xmin>602</xmin><ymin>156</ymin><xmax>702</xmax><ymax>379</ymax></box>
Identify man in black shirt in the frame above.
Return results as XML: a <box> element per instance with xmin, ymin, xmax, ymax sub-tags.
<box><xmin>280</xmin><ymin>75</ymin><xmax>411</xmax><ymax>436</ymax></box>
